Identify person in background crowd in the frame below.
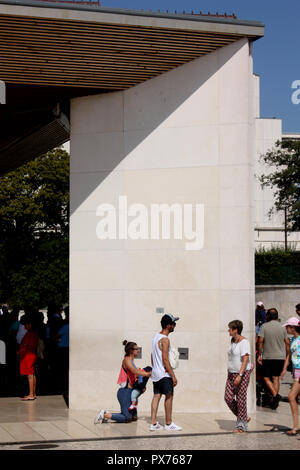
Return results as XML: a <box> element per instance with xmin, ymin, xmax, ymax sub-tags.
<box><xmin>34</xmin><ymin>309</ymin><xmax>46</xmax><ymax>341</ymax></box>
<box><xmin>8</xmin><ymin>308</ymin><xmax>20</xmax><ymax>337</ymax></box>
<box><xmin>255</xmin><ymin>302</ymin><xmax>266</xmax><ymax>333</ymax></box>
<box><xmin>16</xmin><ymin>315</ymin><xmax>27</xmax><ymax>346</ymax></box>
<box><xmin>45</xmin><ymin>304</ymin><xmax>63</xmax><ymax>393</ymax></box>
<box><xmin>255</xmin><ymin>308</ymin><xmax>273</xmax><ymax>407</ymax></box>
<box><xmin>56</xmin><ymin>306</ymin><xmax>69</xmax><ymax>394</ymax></box>
<box><xmin>257</xmin><ymin>308</ymin><xmax>290</xmax><ymax>410</ymax></box>
<box><xmin>295</xmin><ymin>304</ymin><xmax>300</xmax><ymax>318</ymax></box>
<box><xmin>280</xmin><ymin>317</ymin><xmax>300</xmax><ymax>436</ymax></box>
<box><xmin>0</xmin><ymin>305</ymin><xmax>10</xmax><ymax>344</ymax></box>
<box><xmin>225</xmin><ymin>320</ymin><xmax>252</xmax><ymax>433</ymax></box>
<box><xmin>19</xmin><ymin>316</ymin><xmax>39</xmax><ymax>401</ymax></box>
<box><xmin>6</xmin><ymin>308</ymin><xmax>20</xmax><ymax>392</ymax></box>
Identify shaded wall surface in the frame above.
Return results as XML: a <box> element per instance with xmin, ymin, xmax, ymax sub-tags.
<box><xmin>256</xmin><ymin>285</ymin><xmax>300</xmax><ymax>325</ymax></box>
<box><xmin>69</xmin><ymin>38</ymin><xmax>256</xmax><ymax>412</ymax></box>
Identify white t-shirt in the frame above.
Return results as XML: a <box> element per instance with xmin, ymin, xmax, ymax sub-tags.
<box><xmin>227</xmin><ymin>338</ymin><xmax>251</xmax><ymax>373</ymax></box>
<box><xmin>151</xmin><ymin>332</ymin><xmax>171</xmax><ymax>383</ymax></box>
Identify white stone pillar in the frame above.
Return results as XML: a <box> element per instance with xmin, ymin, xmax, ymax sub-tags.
<box><xmin>69</xmin><ymin>38</ymin><xmax>256</xmax><ymax>413</ymax></box>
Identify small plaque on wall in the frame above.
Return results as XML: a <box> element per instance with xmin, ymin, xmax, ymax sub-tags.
<box><xmin>178</xmin><ymin>348</ymin><xmax>189</xmax><ymax>360</ymax></box>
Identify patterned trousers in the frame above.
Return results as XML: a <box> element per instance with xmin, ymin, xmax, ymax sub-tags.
<box><xmin>224</xmin><ymin>370</ymin><xmax>251</xmax><ymax>430</ymax></box>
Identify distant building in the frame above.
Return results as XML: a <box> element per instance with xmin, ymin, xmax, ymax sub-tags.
<box><xmin>254</xmin><ymin>75</ymin><xmax>300</xmax><ymax>250</ymax></box>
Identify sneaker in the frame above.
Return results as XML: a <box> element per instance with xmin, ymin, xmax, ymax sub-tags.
<box><xmin>150</xmin><ymin>422</ymin><xmax>163</xmax><ymax>431</ymax></box>
<box><xmin>164</xmin><ymin>422</ymin><xmax>182</xmax><ymax>431</ymax></box>
<box><xmin>94</xmin><ymin>409</ymin><xmax>106</xmax><ymax>424</ymax></box>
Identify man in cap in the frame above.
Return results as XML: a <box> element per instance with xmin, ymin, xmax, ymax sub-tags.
<box><xmin>150</xmin><ymin>314</ymin><xmax>182</xmax><ymax>431</ymax></box>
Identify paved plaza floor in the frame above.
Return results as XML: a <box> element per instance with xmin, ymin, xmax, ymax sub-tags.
<box><xmin>0</xmin><ymin>378</ymin><xmax>298</xmax><ymax>450</ymax></box>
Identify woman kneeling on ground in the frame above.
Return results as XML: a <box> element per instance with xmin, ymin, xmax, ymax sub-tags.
<box><xmin>94</xmin><ymin>340</ymin><xmax>151</xmax><ymax>424</ymax></box>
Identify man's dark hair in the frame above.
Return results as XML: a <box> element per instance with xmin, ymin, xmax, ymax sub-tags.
<box><xmin>161</xmin><ymin>317</ymin><xmax>174</xmax><ymax>329</ymax></box>
<box><xmin>267</xmin><ymin>308</ymin><xmax>278</xmax><ymax>320</ymax></box>
<box><xmin>296</xmin><ymin>304</ymin><xmax>300</xmax><ymax>311</ymax></box>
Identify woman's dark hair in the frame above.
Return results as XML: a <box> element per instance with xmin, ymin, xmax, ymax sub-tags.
<box><xmin>22</xmin><ymin>314</ymin><xmax>37</xmax><ymax>330</ymax></box>
<box><xmin>292</xmin><ymin>321</ymin><xmax>300</xmax><ymax>334</ymax></box>
<box><xmin>228</xmin><ymin>320</ymin><xmax>243</xmax><ymax>335</ymax></box>
<box><xmin>122</xmin><ymin>340</ymin><xmax>137</xmax><ymax>356</ymax></box>
<box><xmin>288</xmin><ymin>324</ymin><xmax>300</xmax><ymax>334</ymax></box>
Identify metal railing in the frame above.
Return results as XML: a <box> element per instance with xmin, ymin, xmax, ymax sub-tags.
<box><xmin>33</xmin><ymin>0</ymin><xmax>101</xmax><ymax>5</ymax></box>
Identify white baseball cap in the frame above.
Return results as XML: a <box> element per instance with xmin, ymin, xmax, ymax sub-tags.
<box><xmin>282</xmin><ymin>317</ymin><xmax>300</xmax><ymax>327</ymax></box>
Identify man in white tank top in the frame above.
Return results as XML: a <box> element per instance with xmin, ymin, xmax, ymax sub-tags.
<box><xmin>150</xmin><ymin>314</ymin><xmax>182</xmax><ymax>431</ymax></box>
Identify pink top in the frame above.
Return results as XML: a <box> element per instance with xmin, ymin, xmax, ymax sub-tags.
<box><xmin>117</xmin><ymin>361</ymin><xmax>138</xmax><ymax>387</ymax></box>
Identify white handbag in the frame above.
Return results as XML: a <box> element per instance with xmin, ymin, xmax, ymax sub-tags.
<box><xmin>169</xmin><ymin>347</ymin><xmax>179</xmax><ymax>369</ymax></box>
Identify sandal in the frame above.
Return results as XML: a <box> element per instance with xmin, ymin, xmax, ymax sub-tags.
<box><xmin>233</xmin><ymin>428</ymin><xmax>246</xmax><ymax>433</ymax></box>
<box><xmin>286</xmin><ymin>429</ymin><xmax>300</xmax><ymax>436</ymax></box>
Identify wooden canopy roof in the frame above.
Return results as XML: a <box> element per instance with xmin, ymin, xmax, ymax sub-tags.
<box><xmin>0</xmin><ymin>1</ymin><xmax>264</xmax><ymax>174</ymax></box>
<box><xmin>0</xmin><ymin>1</ymin><xmax>264</xmax><ymax>90</ymax></box>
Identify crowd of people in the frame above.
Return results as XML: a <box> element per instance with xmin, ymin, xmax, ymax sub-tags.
<box><xmin>0</xmin><ymin>304</ymin><xmax>69</xmax><ymax>400</ymax></box>
<box><xmin>94</xmin><ymin>306</ymin><xmax>300</xmax><ymax>436</ymax></box>
<box><xmin>0</xmin><ymin>301</ymin><xmax>299</xmax><ymax>436</ymax></box>
<box><xmin>255</xmin><ymin>301</ymin><xmax>300</xmax><ymax>435</ymax></box>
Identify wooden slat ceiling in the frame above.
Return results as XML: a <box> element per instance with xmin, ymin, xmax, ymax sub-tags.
<box><xmin>0</xmin><ymin>13</ymin><xmax>257</xmax><ymax>90</ymax></box>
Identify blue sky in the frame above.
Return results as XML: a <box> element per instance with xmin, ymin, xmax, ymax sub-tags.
<box><xmin>101</xmin><ymin>0</ymin><xmax>300</xmax><ymax>133</ymax></box>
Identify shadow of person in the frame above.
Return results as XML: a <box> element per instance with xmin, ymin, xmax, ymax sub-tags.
<box><xmin>263</xmin><ymin>423</ymin><xmax>290</xmax><ymax>432</ymax></box>
<box><xmin>215</xmin><ymin>419</ymin><xmax>235</xmax><ymax>431</ymax></box>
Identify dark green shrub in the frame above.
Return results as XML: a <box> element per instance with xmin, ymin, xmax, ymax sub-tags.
<box><xmin>255</xmin><ymin>247</ymin><xmax>300</xmax><ymax>285</ymax></box>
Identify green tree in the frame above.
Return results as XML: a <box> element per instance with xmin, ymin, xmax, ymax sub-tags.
<box><xmin>260</xmin><ymin>139</ymin><xmax>300</xmax><ymax>231</ymax></box>
<box><xmin>0</xmin><ymin>148</ymin><xmax>69</xmax><ymax>308</ymax></box>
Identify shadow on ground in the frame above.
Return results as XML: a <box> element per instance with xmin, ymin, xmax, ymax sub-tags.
<box><xmin>215</xmin><ymin>420</ymin><xmax>235</xmax><ymax>431</ymax></box>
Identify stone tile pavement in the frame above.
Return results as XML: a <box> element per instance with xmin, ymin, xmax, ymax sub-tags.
<box><xmin>0</xmin><ymin>378</ymin><xmax>297</xmax><ymax>447</ymax></box>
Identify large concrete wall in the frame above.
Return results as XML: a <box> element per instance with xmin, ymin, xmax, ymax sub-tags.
<box><xmin>69</xmin><ymin>38</ymin><xmax>256</xmax><ymax>413</ymax></box>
